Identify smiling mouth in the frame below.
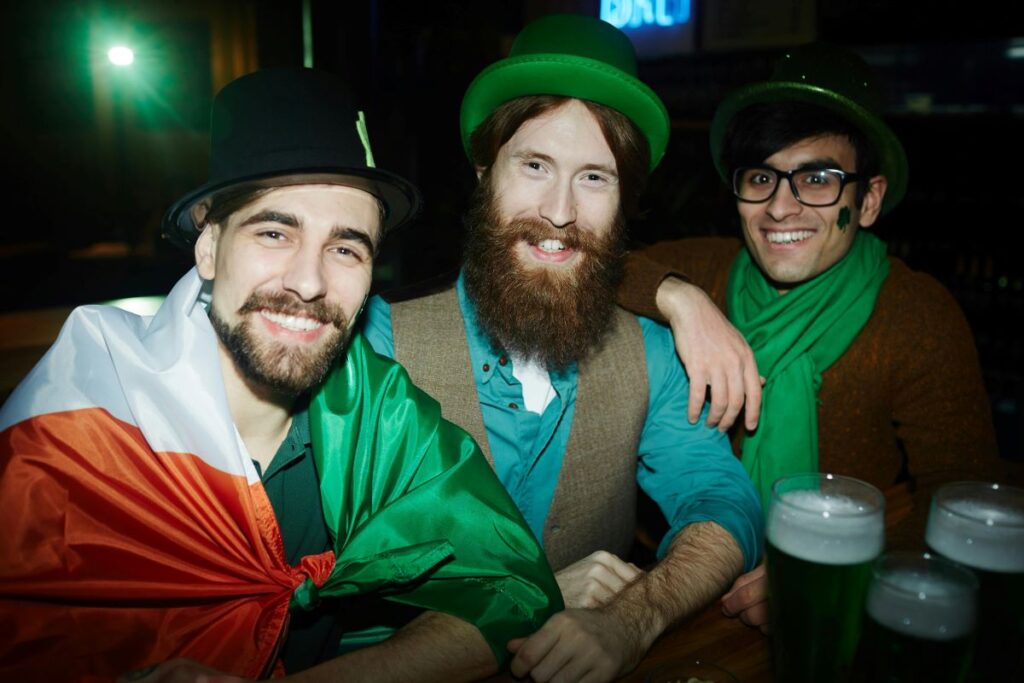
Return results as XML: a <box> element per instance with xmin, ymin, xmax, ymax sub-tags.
<box><xmin>523</xmin><ymin>237</ymin><xmax>578</xmax><ymax>265</ymax></box>
<box><xmin>764</xmin><ymin>230</ymin><xmax>815</xmax><ymax>245</ymax></box>
<box><xmin>259</xmin><ymin>310</ymin><xmax>326</xmax><ymax>333</ymax></box>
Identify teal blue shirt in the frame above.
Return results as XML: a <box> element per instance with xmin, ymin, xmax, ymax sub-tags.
<box><xmin>362</xmin><ymin>275</ymin><xmax>762</xmax><ymax>569</ymax></box>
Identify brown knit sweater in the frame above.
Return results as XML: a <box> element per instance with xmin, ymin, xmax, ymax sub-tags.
<box><xmin>619</xmin><ymin>237</ymin><xmax>1004</xmax><ymax>492</ymax></box>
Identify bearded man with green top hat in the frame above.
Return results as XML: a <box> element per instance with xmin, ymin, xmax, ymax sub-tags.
<box><xmin>620</xmin><ymin>43</ymin><xmax>1000</xmax><ymax>633</ymax></box>
<box><xmin>0</xmin><ymin>67</ymin><xmax>562</xmax><ymax>681</ymax></box>
<box><xmin>362</xmin><ymin>14</ymin><xmax>763</xmax><ymax>681</ymax></box>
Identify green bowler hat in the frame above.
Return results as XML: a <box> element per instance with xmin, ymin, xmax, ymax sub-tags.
<box><xmin>460</xmin><ymin>14</ymin><xmax>670</xmax><ymax>171</ymax></box>
<box><xmin>710</xmin><ymin>43</ymin><xmax>909</xmax><ymax>214</ymax></box>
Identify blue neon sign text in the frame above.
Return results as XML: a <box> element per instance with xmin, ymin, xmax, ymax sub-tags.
<box><xmin>601</xmin><ymin>0</ymin><xmax>691</xmax><ymax>29</ymax></box>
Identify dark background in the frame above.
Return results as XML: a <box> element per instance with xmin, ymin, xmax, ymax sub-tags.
<box><xmin>0</xmin><ymin>0</ymin><xmax>1021</xmax><ymax>457</ymax></box>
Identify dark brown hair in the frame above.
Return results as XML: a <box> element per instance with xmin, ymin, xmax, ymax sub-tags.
<box><xmin>469</xmin><ymin>96</ymin><xmax>650</xmax><ymax>218</ymax></box>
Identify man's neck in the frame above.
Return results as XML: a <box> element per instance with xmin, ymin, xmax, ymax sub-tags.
<box><xmin>217</xmin><ymin>346</ymin><xmax>295</xmax><ymax>473</ymax></box>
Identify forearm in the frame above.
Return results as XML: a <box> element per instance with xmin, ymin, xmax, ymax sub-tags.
<box><xmin>605</xmin><ymin>521</ymin><xmax>744</xmax><ymax>652</ymax></box>
<box><xmin>619</xmin><ymin>248</ymin><xmax>687</xmax><ymax>321</ymax></box>
<box><xmin>289</xmin><ymin>612</ymin><xmax>497</xmax><ymax>683</ymax></box>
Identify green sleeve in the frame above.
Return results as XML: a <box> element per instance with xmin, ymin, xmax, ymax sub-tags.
<box><xmin>307</xmin><ymin>332</ymin><xmax>563</xmax><ymax>665</ymax></box>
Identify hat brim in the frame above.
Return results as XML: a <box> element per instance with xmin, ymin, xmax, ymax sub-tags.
<box><xmin>162</xmin><ymin>167</ymin><xmax>421</xmax><ymax>248</ymax></box>
<box><xmin>710</xmin><ymin>82</ymin><xmax>908</xmax><ymax>215</ymax></box>
<box><xmin>460</xmin><ymin>54</ymin><xmax>670</xmax><ymax>171</ymax></box>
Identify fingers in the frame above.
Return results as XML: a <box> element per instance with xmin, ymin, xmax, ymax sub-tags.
<box><xmin>509</xmin><ymin>624</ymin><xmax>561</xmax><ymax>678</ymax></box>
<box><xmin>738</xmin><ymin>600</ymin><xmax>771</xmax><ymax>630</ymax></box>
<box><xmin>686</xmin><ymin>367</ymin><xmax>707</xmax><ymax>424</ymax></box>
<box><xmin>556</xmin><ymin>551</ymin><xmax>643</xmax><ymax>608</ymax></box>
<box><xmin>716</xmin><ymin>362</ymin><xmax>746</xmax><ymax>432</ymax></box>
<box><xmin>704</xmin><ymin>366</ymin><xmax>729</xmax><ymax>428</ymax></box>
<box><xmin>721</xmin><ymin>565</ymin><xmax>769</xmax><ymax>624</ymax></box>
<box><xmin>743</xmin><ymin>359</ymin><xmax>763</xmax><ymax>432</ymax></box>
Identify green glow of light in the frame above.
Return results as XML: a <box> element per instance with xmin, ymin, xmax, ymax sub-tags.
<box><xmin>108</xmin><ymin>45</ymin><xmax>135</xmax><ymax>66</ymax></box>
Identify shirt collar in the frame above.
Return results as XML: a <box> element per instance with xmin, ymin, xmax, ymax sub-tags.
<box><xmin>259</xmin><ymin>400</ymin><xmax>312</xmax><ymax>480</ymax></box>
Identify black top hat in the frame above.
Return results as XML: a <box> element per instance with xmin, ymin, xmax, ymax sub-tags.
<box><xmin>163</xmin><ymin>68</ymin><xmax>421</xmax><ymax>247</ymax></box>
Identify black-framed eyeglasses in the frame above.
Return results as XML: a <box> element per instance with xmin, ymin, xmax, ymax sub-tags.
<box><xmin>732</xmin><ymin>166</ymin><xmax>862</xmax><ymax>207</ymax></box>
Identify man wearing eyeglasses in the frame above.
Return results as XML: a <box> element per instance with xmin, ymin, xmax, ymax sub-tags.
<box><xmin>620</xmin><ymin>43</ymin><xmax>999</xmax><ymax>631</ymax></box>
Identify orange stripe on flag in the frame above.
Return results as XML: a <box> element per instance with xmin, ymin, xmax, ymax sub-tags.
<box><xmin>0</xmin><ymin>408</ymin><xmax>335</xmax><ymax>681</ymax></box>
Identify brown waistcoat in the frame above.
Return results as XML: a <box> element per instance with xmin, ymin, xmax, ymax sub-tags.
<box><xmin>391</xmin><ymin>287</ymin><xmax>649</xmax><ymax>570</ymax></box>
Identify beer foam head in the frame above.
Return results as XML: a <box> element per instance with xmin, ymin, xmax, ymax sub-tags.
<box><xmin>768</xmin><ymin>490</ymin><xmax>884</xmax><ymax>565</ymax></box>
<box><xmin>926</xmin><ymin>496</ymin><xmax>1024</xmax><ymax>573</ymax></box>
<box><xmin>866</xmin><ymin>567</ymin><xmax>976</xmax><ymax>640</ymax></box>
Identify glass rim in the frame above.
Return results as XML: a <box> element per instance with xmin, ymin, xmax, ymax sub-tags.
<box><xmin>771</xmin><ymin>472</ymin><xmax>884</xmax><ymax>518</ymax></box>
<box><xmin>932</xmin><ymin>480</ymin><xmax>1024</xmax><ymax>529</ymax></box>
<box><xmin>731</xmin><ymin>165</ymin><xmax>858</xmax><ymax>207</ymax></box>
<box><xmin>872</xmin><ymin>550</ymin><xmax>979</xmax><ymax>597</ymax></box>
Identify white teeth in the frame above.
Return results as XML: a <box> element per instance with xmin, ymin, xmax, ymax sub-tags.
<box><xmin>537</xmin><ymin>239</ymin><xmax>566</xmax><ymax>252</ymax></box>
<box><xmin>766</xmin><ymin>230</ymin><xmax>814</xmax><ymax>244</ymax></box>
<box><xmin>261</xmin><ymin>311</ymin><xmax>324</xmax><ymax>332</ymax></box>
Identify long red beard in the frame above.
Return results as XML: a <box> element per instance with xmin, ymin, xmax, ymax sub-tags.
<box><xmin>462</xmin><ymin>175</ymin><xmax>626</xmax><ymax>371</ymax></box>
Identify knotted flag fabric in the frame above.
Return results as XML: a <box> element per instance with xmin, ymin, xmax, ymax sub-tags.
<box><xmin>0</xmin><ymin>269</ymin><xmax>561</xmax><ymax>681</ymax></box>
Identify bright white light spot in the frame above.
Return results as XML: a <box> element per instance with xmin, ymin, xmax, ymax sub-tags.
<box><xmin>108</xmin><ymin>46</ymin><xmax>134</xmax><ymax>66</ymax></box>
<box><xmin>104</xmin><ymin>296</ymin><xmax>164</xmax><ymax>316</ymax></box>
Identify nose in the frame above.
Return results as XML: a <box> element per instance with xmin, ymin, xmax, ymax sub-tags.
<box><xmin>765</xmin><ymin>177</ymin><xmax>803</xmax><ymax>222</ymax></box>
<box><xmin>538</xmin><ymin>179</ymin><xmax>577</xmax><ymax>229</ymax></box>
<box><xmin>281</xmin><ymin>245</ymin><xmax>327</xmax><ymax>302</ymax></box>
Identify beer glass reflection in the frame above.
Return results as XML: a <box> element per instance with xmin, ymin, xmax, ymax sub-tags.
<box><xmin>925</xmin><ymin>481</ymin><xmax>1024</xmax><ymax>681</ymax></box>
<box><xmin>860</xmin><ymin>551</ymin><xmax>977</xmax><ymax>683</ymax></box>
<box><xmin>766</xmin><ymin>473</ymin><xmax>884</xmax><ymax>683</ymax></box>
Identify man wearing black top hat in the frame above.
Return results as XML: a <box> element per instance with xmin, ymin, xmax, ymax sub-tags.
<box><xmin>0</xmin><ymin>68</ymin><xmax>560</xmax><ymax>681</ymax></box>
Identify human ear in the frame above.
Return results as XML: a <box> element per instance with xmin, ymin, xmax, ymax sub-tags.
<box><xmin>194</xmin><ymin>225</ymin><xmax>219</xmax><ymax>280</ymax></box>
<box><xmin>857</xmin><ymin>175</ymin><xmax>888</xmax><ymax>228</ymax></box>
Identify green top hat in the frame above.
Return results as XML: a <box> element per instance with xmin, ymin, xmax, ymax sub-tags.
<box><xmin>460</xmin><ymin>14</ymin><xmax>670</xmax><ymax>171</ymax></box>
<box><xmin>710</xmin><ymin>43</ymin><xmax>909</xmax><ymax>214</ymax></box>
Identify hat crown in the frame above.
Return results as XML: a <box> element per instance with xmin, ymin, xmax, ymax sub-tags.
<box><xmin>770</xmin><ymin>43</ymin><xmax>883</xmax><ymax>114</ymax></box>
<box><xmin>508</xmin><ymin>14</ymin><xmax>638</xmax><ymax>76</ymax></box>
<box><xmin>208</xmin><ymin>68</ymin><xmax>365</xmax><ymax>183</ymax></box>
<box><xmin>162</xmin><ymin>67</ymin><xmax>421</xmax><ymax>246</ymax></box>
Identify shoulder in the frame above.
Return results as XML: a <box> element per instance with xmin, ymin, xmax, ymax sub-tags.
<box><xmin>360</xmin><ymin>295</ymin><xmax>395</xmax><ymax>359</ymax></box>
<box><xmin>867</xmin><ymin>257</ymin><xmax>977</xmax><ymax>364</ymax></box>
<box><xmin>876</xmin><ymin>258</ymin><xmax>969</xmax><ymax>330</ymax></box>
<box><xmin>638</xmin><ymin>236</ymin><xmax>743</xmax><ymax>267</ymax></box>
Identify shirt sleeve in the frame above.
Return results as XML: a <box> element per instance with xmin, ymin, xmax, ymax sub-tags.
<box><xmin>634</xmin><ymin>317</ymin><xmax>764</xmax><ymax>570</ymax></box>
<box><xmin>360</xmin><ymin>295</ymin><xmax>396</xmax><ymax>360</ymax></box>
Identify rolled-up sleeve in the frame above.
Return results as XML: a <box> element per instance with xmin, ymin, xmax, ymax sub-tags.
<box><xmin>635</xmin><ymin>317</ymin><xmax>764</xmax><ymax>570</ymax></box>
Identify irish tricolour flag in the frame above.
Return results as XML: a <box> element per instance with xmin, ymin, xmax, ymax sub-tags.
<box><xmin>0</xmin><ymin>269</ymin><xmax>332</xmax><ymax>679</ymax></box>
<box><xmin>0</xmin><ymin>269</ymin><xmax>561</xmax><ymax>682</ymax></box>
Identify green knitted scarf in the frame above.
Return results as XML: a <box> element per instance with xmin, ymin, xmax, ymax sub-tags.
<box><xmin>726</xmin><ymin>231</ymin><xmax>890</xmax><ymax>503</ymax></box>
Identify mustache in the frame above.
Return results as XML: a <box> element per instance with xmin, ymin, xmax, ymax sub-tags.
<box><xmin>237</xmin><ymin>291</ymin><xmax>348</xmax><ymax>330</ymax></box>
<box><xmin>497</xmin><ymin>218</ymin><xmax>603</xmax><ymax>254</ymax></box>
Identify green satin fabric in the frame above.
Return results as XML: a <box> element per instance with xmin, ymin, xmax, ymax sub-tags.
<box><xmin>300</xmin><ymin>332</ymin><xmax>562</xmax><ymax>664</ymax></box>
<box><xmin>726</xmin><ymin>232</ymin><xmax>890</xmax><ymax>503</ymax></box>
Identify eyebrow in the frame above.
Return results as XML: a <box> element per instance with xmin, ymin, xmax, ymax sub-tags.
<box><xmin>789</xmin><ymin>157</ymin><xmax>845</xmax><ymax>171</ymax></box>
<box><xmin>238</xmin><ymin>209</ymin><xmax>299</xmax><ymax>228</ymax></box>
<box><xmin>239</xmin><ymin>209</ymin><xmax>378</xmax><ymax>253</ymax></box>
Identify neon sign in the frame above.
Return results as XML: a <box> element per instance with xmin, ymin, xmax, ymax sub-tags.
<box><xmin>601</xmin><ymin>0</ymin><xmax>691</xmax><ymax>29</ymax></box>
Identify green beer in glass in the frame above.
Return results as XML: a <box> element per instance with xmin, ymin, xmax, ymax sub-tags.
<box><xmin>767</xmin><ymin>473</ymin><xmax>884</xmax><ymax>683</ymax></box>
<box><xmin>925</xmin><ymin>482</ymin><xmax>1024</xmax><ymax>681</ymax></box>
<box><xmin>860</xmin><ymin>551</ymin><xmax>978</xmax><ymax>683</ymax></box>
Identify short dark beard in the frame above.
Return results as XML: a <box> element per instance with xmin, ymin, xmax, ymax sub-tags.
<box><xmin>209</xmin><ymin>291</ymin><xmax>350</xmax><ymax>397</ymax></box>
<box><xmin>462</xmin><ymin>174</ymin><xmax>626</xmax><ymax>371</ymax></box>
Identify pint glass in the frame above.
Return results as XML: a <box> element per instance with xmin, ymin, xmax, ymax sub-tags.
<box><xmin>766</xmin><ymin>473</ymin><xmax>884</xmax><ymax>683</ymax></box>
<box><xmin>925</xmin><ymin>482</ymin><xmax>1024</xmax><ymax>681</ymax></box>
<box><xmin>860</xmin><ymin>551</ymin><xmax>978</xmax><ymax>683</ymax></box>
